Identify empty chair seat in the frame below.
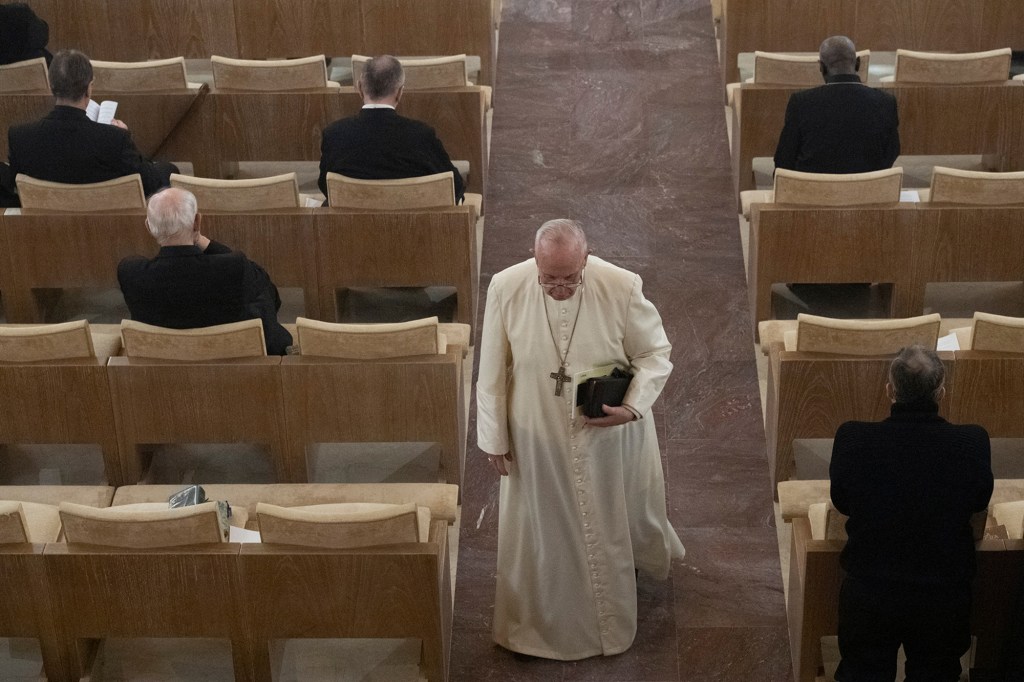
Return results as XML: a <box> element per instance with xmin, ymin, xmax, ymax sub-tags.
<box><xmin>295</xmin><ymin>316</ymin><xmax>447</xmax><ymax>359</ymax></box>
<box><xmin>923</xmin><ymin>166</ymin><xmax>1024</xmax><ymax>205</ymax></box>
<box><xmin>0</xmin><ymin>57</ymin><xmax>49</xmax><ymax>94</ymax></box>
<box><xmin>887</xmin><ymin>48</ymin><xmax>1012</xmax><ymax>84</ymax></box>
<box><xmin>783</xmin><ymin>313</ymin><xmax>942</xmax><ymax>354</ymax></box>
<box><xmin>169</xmin><ymin>173</ymin><xmax>302</xmax><ymax>211</ymax></box>
<box><xmin>15</xmin><ymin>173</ymin><xmax>146</xmax><ymax>212</ymax></box>
<box><xmin>211</xmin><ymin>55</ymin><xmax>339</xmax><ymax>91</ymax></box>
<box><xmin>90</xmin><ymin>57</ymin><xmax>200</xmax><ymax>91</ymax></box>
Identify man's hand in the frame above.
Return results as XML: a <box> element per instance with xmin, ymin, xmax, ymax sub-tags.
<box><xmin>111</xmin><ymin>119</ymin><xmax>128</xmax><ymax>130</ymax></box>
<box><xmin>583</xmin><ymin>404</ymin><xmax>636</xmax><ymax>428</ymax></box>
<box><xmin>489</xmin><ymin>452</ymin><xmax>513</xmax><ymax>476</ymax></box>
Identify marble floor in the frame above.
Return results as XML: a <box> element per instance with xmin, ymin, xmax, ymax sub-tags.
<box><xmin>451</xmin><ymin>0</ymin><xmax>790</xmax><ymax>679</ymax></box>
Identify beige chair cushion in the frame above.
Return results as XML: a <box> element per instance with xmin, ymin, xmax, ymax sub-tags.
<box><xmin>0</xmin><ymin>57</ymin><xmax>49</xmax><ymax>94</ymax></box>
<box><xmin>740</xmin><ymin>189</ymin><xmax>774</xmax><ymax>220</ymax></box>
<box><xmin>992</xmin><ymin>500</ymin><xmax>1024</xmax><ymax>540</ymax></box>
<box><xmin>295</xmin><ymin>316</ymin><xmax>442</xmax><ymax>359</ymax></box>
<box><xmin>759</xmin><ymin>318</ymin><xmax>972</xmax><ymax>355</ymax></box>
<box><xmin>892</xmin><ymin>48</ymin><xmax>1012</xmax><ymax>84</ymax></box>
<box><xmin>808</xmin><ymin>501</ymin><xmax>848</xmax><ymax>541</ymax></box>
<box><xmin>0</xmin><ymin>501</ymin><xmax>62</xmax><ymax>543</ymax></box>
<box><xmin>170</xmin><ymin>173</ymin><xmax>301</xmax><ymax>211</ymax></box>
<box><xmin>60</xmin><ymin>501</ymin><xmax>228</xmax><ymax>547</ymax></box>
<box><xmin>773</xmin><ymin>167</ymin><xmax>903</xmax><ymax>207</ymax></box>
<box><xmin>91</xmin><ymin>57</ymin><xmax>197</xmax><ymax>91</ymax></box>
<box><xmin>120</xmin><ymin>319</ymin><xmax>267</xmax><ymax>360</ymax></box>
<box><xmin>256</xmin><ymin>502</ymin><xmax>429</xmax><ymax>548</ymax></box>
<box><xmin>16</xmin><ymin>173</ymin><xmax>146</xmax><ymax>212</ymax></box>
<box><xmin>0</xmin><ymin>320</ymin><xmax>96</xmax><ymax>362</ymax></box>
<box><xmin>777</xmin><ymin>480</ymin><xmax>831</xmax><ymax>521</ymax></box>
<box><xmin>969</xmin><ymin>312</ymin><xmax>1024</xmax><ymax>353</ymax></box>
<box><xmin>211</xmin><ymin>55</ymin><xmax>337</xmax><ymax>90</ymax></box>
<box><xmin>325</xmin><ymin>171</ymin><xmax>456</xmax><ymax>209</ymax></box>
<box><xmin>792</xmin><ymin>313</ymin><xmax>941</xmax><ymax>355</ymax></box>
<box><xmin>927</xmin><ymin>166</ymin><xmax>1024</xmax><ymax>205</ymax></box>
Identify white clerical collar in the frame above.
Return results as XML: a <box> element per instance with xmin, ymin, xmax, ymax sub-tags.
<box><xmin>362</xmin><ymin>104</ymin><xmax>396</xmax><ymax>110</ymax></box>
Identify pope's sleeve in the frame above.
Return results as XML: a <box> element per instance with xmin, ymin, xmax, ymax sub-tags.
<box><xmin>621</xmin><ymin>273</ymin><xmax>672</xmax><ymax>416</ymax></box>
<box><xmin>476</xmin><ymin>277</ymin><xmax>511</xmax><ymax>455</ymax></box>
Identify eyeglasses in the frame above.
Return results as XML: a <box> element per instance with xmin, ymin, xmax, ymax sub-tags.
<box><xmin>538</xmin><ymin>267</ymin><xmax>585</xmax><ymax>292</ymax></box>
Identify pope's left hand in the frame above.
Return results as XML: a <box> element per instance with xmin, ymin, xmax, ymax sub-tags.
<box><xmin>583</xmin><ymin>404</ymin><xmax>636</xmax><ymax>428</ymax></box>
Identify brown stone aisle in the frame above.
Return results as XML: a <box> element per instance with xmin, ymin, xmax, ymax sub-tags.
<box><xmin>452</xmin><ymin>0</ymin><xmax>792</xmax><ymax>678</ymax></box>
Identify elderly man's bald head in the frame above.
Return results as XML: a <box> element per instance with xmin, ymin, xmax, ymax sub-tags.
<box><xmin>146</xmin><ymin>188</ymin><xmax>199</xmax><ymax>244</ymax></box>
<box><xmin>819</xmin><ymin>35</ymin><xmax>859</xmax><ymax>77</ymax></box>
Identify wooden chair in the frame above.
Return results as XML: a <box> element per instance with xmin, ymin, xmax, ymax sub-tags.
<box><xmin>108</xmin><ymin>322</ymin><xmax>289</xmax><ymax>483</ymax></box>
<box><xmin>169</xmin><ymin>173</ymin><xmax>301</xmax><ymax>211</ymax></box>
<box><xmin>325</xmin><ymin>172</ymin><xmax>456</xmax><ymax>209</ymax></box>
<box><xmin>120</xmin><ymin>318</ymin><xmax>267</xmax><ymax>361</ymax></box>
<box><xmin>957</xmin><ymin>312</ymin><xmax>1024</xmax><ymax>353</ymax></box>
<box><xmin>313</xmin><ymin>208</ymin><xmax>478</xmax><ymax>332</ymax></box>
<box><xmin>0</xmin><ymin>57</ymin><xmax>49</xmax><ymax>94</ymax></box>
<box><xmin>294</xmin><ymin>316</ymin><xmax>446</xmax><ymax>359</ymax></box>
<box><xmin>15</xmin><ymin>174</ymin><xmax>146</xmax><ymax>212</ymax></box>
<box><xmin>0</xmin><ymin>486</ymin><xmax>113</xmax><ymax>681</ymax></box>
<box><xmin>46</xmin><ymin>502</ymin><xmax>250</xmax><ymax>680</ymax></box>
<box><xmin>0</xmin><ymin>321</ymin><xmax>123</xmax><ymax>485</ymax></box>
<box><xmin>91</xmin><ymin>57</ymin><xmax>200</xmax><ymax>91</ymax></box>
<box><xmin>888</xmin><ymin>48</ymin><xmax>1012</xmax><ymax>84</ymax></box>
<box><xmin>948</xmin><ymin>350</ymin><xmax>1024</xmax><ymax>447</ymax></box>
<box><xmin>211</xmin><ymin>55</ymin><xmax>339</xmax><ymax>90</ymax></box>
<box><xmin>741</xmin><ymin>167</ymin><xmax>903</xmax><ymax>220</ymax></box>
<box><xmin>281</xmin><ymin>336</ymin><xmax>466</xmax><ymax>490</ymax></box>
<box><xmin>923</xmin><ymin>166</ymin><xmax>1024</xmax><ymax>205</ymax></box>
<box><xmin>255</xmin><ymin>501</ymin><xmax>429</xmax><ymax>547</ymax></box>
<box><xmin>765</xmin><ymin>315</ymin><xmax>944</xmax><ymax>493</ymax></box>
<box><xmin>239</xmin><ymin>489</ymin><xmax>454</xmax><ymax>681</ymax></box>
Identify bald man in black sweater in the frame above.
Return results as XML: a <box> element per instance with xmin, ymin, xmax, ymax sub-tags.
<box><xmin>830</xmin><ymin>346</ymin><xmax>992</xmax><ymax>682</ymax></box>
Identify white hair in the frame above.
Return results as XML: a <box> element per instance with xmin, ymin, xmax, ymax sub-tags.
<box><xmin>534</xmin><ymin>218</ymin><xmax>588</xmax><ymax>254</ymax></box>
<box><xmin>146</xmin><ymin>188</ymin><xmax>197</xmax><ymax>243</ymax></box>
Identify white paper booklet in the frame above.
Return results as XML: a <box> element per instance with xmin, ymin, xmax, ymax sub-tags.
<box><xmin>936</xmin><ymin>331</ymin><xmax>960</xmax><ymax>351</ymax></box>
<box><xmin>86</xmin><ymin>99</ymin><xmax>118</xmax><ymax>125</ymax></box>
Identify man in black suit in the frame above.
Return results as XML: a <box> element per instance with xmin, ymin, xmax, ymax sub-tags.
<box><xmin>830</xmin><ymin>345</ymin><xmax>993</xmax><ymax>682</ymax></box>
<box><xmin>0</xmin><ymin>2</ymin><xmax>51</xmax><ymax>66</ymax></box>
<box><xmin>7</xmin><ymin>49</ymin><xmax>177</xmax><ymax>197</ymax></box>
<box><xmin>774</xmin><ymin>36</ymin><xmax>900</xmax><ymax>174</ymax></box>
<box><xmin>118</xmin><ymin>188</ymin><xmax>293</xmax><ymax>356</ymax></box>
<box><xmin>317</xmin><ymin>54</ymin><xmax>464</xmax><ymax>204</ymax></box>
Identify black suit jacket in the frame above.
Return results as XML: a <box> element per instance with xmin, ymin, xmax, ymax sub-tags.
<box><xmin>830</xmin><ymin>400</ymin><xmax>993</xmax><ymax>586</ymax></box>
<box><xmin>117</xmin><ymin>240</ymin><xmax>293</xmax><ymax>355</ymax></box>
<box><xmin>774</xmin><ymin>74</ymin><xmax>901</xmax><ymax>174</ymax></box>
<box><xmin>317</xmin><ymin>107</ymin><xmax>464</xmax><ymax>203</ymax></box>
<box><xmin>8</xmin><ymin>105</ymin><xmax>176</xmax><ymax>196</ymax></box>
<box><xmin>0</xmin><ymin>3</ymin><xmax>51</xmax><ymax>66</ymax></box>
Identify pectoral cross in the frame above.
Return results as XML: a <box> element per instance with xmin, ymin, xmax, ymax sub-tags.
<box><xmin>550</xmin><ymin>365</ymin><xmax>571</xmax><ymax>397</ymax></box>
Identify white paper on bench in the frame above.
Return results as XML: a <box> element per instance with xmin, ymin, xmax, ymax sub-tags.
<box><xmin>229</xmin><ymin>525</ymin><xmax>262</xmax><ymax>543</ymax></box>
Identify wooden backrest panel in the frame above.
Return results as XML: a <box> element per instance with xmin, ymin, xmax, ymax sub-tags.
<box><xmin>929</xmin><ymin>167</ymin><xmax>1024</xmax><ymax>205</ymax></box>
<box><xmin>773</xmin><ymin>168</ymin><xmax>903</xmax><ymax>207</ymax></box>
<box><xmin>0</xmin><ymin>58</ymin><xmax>49</xmax><ymax>94</ymax></box>
<box><xmin>326</xmin><ymin>172</ymin><xmax>456</xmax><ymax>209</ymax></box>
<box><xmin>893</xmin><ymin>48</ymin><xmax>1012</xmax><ymax>84</ymax></box>
<box><xmin>170</xmin><ymin>173</ymin><xmax>301</xmax><ymax>211</ymax></box>
<box><xmin>211</xmin><ymin>55</ymin><xmax>330</xmax><ymax>90</ymax></box>
<box><xmin>351</xmin><ymin>54</ymin><xmax>469</xmax><ymax>88</ymax></box>
<box><xmin>91</xmin><ymin>57</ymin><xmax>189</xmax><ymax>91</ymax></box>
<box><xmin>16</xmin><ymin>174</ymin><xmax>146</xmax><ymax>212</ymax></box>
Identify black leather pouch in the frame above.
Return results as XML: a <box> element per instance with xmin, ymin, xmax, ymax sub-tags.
<box><xmin>576</xmin><ymin>367</ymin><xmax>633</xmax><ymax>418</ymax></box>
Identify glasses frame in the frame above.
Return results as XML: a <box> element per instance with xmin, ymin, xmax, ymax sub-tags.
<box><xmin>537</xmin><ymin>266</ymin><xmax>586</xmax><ymax>292</ymax></box>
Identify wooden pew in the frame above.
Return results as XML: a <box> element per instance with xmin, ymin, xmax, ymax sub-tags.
<box><xmin>720</xmin><ymin>0</ymin><xmax>1024</xmax><ymax>87</ymax></box>
<box><xmin>23</xmin><ymin>0</ymin><xmax>495</xmax><ymax>85</ymax></box>
<box><xmin>280</xmin><ymin>348</ymin><xmax>466</xmax><ymax>491</ymax></box>
<box><xmin>0</xmin><ymin>357</ymin><xmax>123</xmax><ymax>485</ymax></box>
<box><xmin>106</xmin><ymin>356</ymin><xmax>292</xmax><ymax>483</ymax></box>
<box><xmin>765</xmin><ymin>349</ymin><xmax>956</xmax><ymax>494</ymax></box>
<box><xmin>110</xmin><ymin>482</ymin><xmax>456</xmax><ymax>682</ymax></box>
<box><xmin>312</xmin><ymin>208</ymin><xmax>479</xmax><ymax>332</ymax></box>
<box><xmin>747</xmin><ymin>205</ymin><xmax>1024</xmax><ymax>333</ymax></box>
<box><xmin>0</xmin><ymin>91</ymin><xmax>206</xmax><ymax>165</ymax></box>
<box><xmin>948</xmin><ymin>351</ymin><xmax>1024</xmax><ymax>441</ymax></box>
<box><xmin>732</xmin><ymin>82</ymin><xmax>1024</xmax><ymax>202</ymax></box>
<box><xmin>0</xmin><ymin>486</ymin><xmax>113</xmax><ymax>682</ymax></box>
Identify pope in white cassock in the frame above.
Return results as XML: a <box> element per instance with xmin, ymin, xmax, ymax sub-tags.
<box><xmin>476</xmin><ymin>219</ymin><xmax>685</xmax><ymax>660</ymax></box>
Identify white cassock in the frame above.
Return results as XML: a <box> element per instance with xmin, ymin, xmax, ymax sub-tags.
<box><xmin>476</xmin><ymin>255</ymin><xmax>685</xmax><ymax>660</ymax></box>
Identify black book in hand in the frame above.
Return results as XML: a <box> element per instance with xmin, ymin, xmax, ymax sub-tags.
<box><xmin>576</xmin><ymin>367</ymin><xmax>633</xmax><ymax>418</ymax></box>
